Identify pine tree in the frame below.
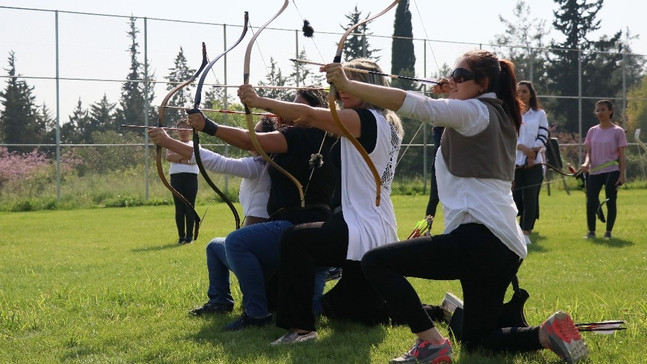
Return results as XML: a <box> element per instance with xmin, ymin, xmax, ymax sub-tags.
<box><xmin>546</xmin><ymin>0</ymin><xmax>603</xmax><ymax>132</ymax></box>
<box><xmin>0</xmin><ymin>51</ymin><xmax>40</xmax><ymax>152</ymax></box>
<box><xmin>61</xmin><ymin>99</ymin><xmax>89</xmax><ymax>144</ymax></box>
<box><xmin>88</xmin><ymin>94</ymin><xmax>117</xmax><ymax>141</ymax></box>
<box><xmin>289</xmin><ymin>49</ymin><xmax>324</xmax><ymax>87</ymax></box>
<box><xmin>164</xmin><ymin>47</ymin><xmax>196</xmax><ymax>124</ymax></box>
<box><xmin>391</xmin><ymin>0</ymin><xmax>416</xmax><ymax>91</ymax></box>
<box><xmin>115</xmin><ymin>17</ymin><xmax>156</xmax><ymax>129</ymax></box>
<box><xmin>341</xmin><ymin>6</ymin><xmax>379</xmax><ymax>61</ymax></box>
<box><xmin>257</xmin><ymin>58</ymin><xmax>291</xmax><ymax>101</ymax></box>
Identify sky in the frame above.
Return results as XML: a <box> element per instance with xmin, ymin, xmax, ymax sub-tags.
<box><xmin>0</xmin><ymin>0</ymin><xmax>644</xmax><ymax>122</ymax></box>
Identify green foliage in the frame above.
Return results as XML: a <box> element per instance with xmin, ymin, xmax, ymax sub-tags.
<box><xmin>341</xmin><ymin>6</ymin><xmax>380</xmax><ymax>61</ymax></box>
<box><xmin>0</xmin><ymin>51</ymin><xmax>45</xmax><ymax>151</ymax></box>
<box><xmin>391</xmin><ymin>0</ymin><xmax>417</xmax><ymax>91</ymax></box>
<box><xmin>1</xmin><ymin>191</ymin><xmax>646</xmax><ymax>363</ymax></box>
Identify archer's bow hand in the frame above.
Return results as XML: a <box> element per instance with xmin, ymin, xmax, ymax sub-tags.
<box><xmin>148</xmin><ymin>127</ymin><xmax>171</xmax><ymax>146</ymax></box>
<box><xmin>238</xmin><ymin>84</ymin><xmax>261</xmax><ymax>108</ymax></box>
<box><xmin>323</xmin><ymin>63</ymin><xmax>350</xmax><ymax>91</ymax></box>
<box><xmin>186</xmin><ymin>109</ymin><xmax>218</xmax><ymax>136</ymax></box>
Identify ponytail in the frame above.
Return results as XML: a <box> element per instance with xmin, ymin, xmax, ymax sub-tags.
<box><xmin>463</xmin><ymin>50</ymin><xmax>522</xmax><ymax>133</ymax></box>
<box><xmin>495</xmin><ymin>59</ymin><xmax>522</xmax><ymax>133</ymax></box>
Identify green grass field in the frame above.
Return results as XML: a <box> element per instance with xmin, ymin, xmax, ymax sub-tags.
<box><xmin>1</xmin><ymin>189</ymin><xmax>646</xmax><ymax>363</ymax></box>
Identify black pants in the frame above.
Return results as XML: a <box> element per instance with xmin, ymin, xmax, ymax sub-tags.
<box><xmin>170</xmin><ymin>172</ymin><xmax>198</xmax><ymax>240</ymax></box>
<box><xmin>276</xmin><ymin>212</ymin><xmax>389</xmax><ymax>331</ymax></box>
<box><xmin>361</xmin><ymin>223</ymin><xmax>542</xmax><ymax>353</ymax></box>
<box><xmin>512</xmin><ymin>165</ymin><xmax>543</xmax><ymax>232</ymax></box>
<box><xmin>585</xmin><ymin>171</ymin><xmax>620</xmax><ymax>233</ymax></box>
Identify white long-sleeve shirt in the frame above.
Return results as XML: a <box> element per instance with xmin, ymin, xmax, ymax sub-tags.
<box><xmin>397</xmin><ymin>91</ymin><xmax>526</xmax><ymax>259</ymax></box>
<box><xmin>191</xmin><ymin>148</ymin><xmax>271</xmax><ymax>219</ymax></box>
<box><xmin>515</xmin><ymin>108</ymin><xmax>549</xmax><ymax>165</ymax></box>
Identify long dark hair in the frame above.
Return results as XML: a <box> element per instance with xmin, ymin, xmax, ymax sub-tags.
<box><xmin>463</xmin><ymin>50</ymin><xmax>522</xmax><ymax>132</ymax></box>
<box><xmin>518</xmin><ymin>80</ymin><xmax>541</xmax><ymax>111</ymax></box>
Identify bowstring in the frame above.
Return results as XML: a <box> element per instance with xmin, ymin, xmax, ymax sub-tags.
<box><xmin>291</xmin><ymin>0</ymin><xmax>325</xmax><ymax>63</ymax></box>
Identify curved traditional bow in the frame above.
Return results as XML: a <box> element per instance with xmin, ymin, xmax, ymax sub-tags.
<box><xmin>190</xmin><ymin>13</ymin><xmax>249</xmax><ymax>230</ymax></box>
<box><xmin>328</xmin><ymin>0</ymin><xmax>401</xmax><ymax>206</ymax></box>
<box><xmin>156</xmin><ymin>43</ymin><xmax>208</xmax><ymax>240</ymax></box>
<box><xmin>242</xmin><ymin>0</ymin><xmax>306</xmax><ymax>207</ymax></box>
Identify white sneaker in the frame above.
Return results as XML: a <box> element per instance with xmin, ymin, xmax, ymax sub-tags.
<box><xmin>524</xmin><ymin>235</ymin><xmax>532</xmax><ymax>245</ymax></box>
<box><xmin>440</xmin><ymin>292</ymin><xmax>464</xmax><ymax>314</ymax></box>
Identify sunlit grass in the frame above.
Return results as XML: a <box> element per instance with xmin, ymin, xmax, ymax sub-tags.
<box><xmin>0</xmin><ymin>189</ymin><xmax>645</xmax><ymax>363</ymax></box>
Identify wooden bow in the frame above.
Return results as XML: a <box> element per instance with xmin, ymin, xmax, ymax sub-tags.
<box><xmin>328</xmin><ymin>0</ymin><xmax>401</xmax><ymax>206</ymax></box>
<box><xmin>190</xmin><ymin>13</ymin><xmax>249</xmax><ymax>230</ymax></box>
<box><xmin>242</xmin><ymin>0</ymin><xmax>306</xmax><ymax>207</ymax></box>
<box><xmin>156</xmin><ymin>43</ymin><xmax>208</xmax><ymax>240</ymax></box>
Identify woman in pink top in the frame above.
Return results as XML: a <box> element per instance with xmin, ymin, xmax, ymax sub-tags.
<box><xmin>581</xmin><ymin>100</ymin><xmax>627</xmax><ymax>239</ymax></box>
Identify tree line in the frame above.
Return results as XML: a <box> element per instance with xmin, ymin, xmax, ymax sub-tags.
<box><xmin>1</xmin><ymin>0</ymin><xmax>646</xmax><ymax>179</ymax></box>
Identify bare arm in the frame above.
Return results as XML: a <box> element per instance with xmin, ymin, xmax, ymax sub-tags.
<box><xmin>238</xmin><ymin>84</ymin><xmax>362</xmax><ymax>137</ymax></box>
<box><xmin>323</xmin><ymin>63</ymin><xmax>407</xmax><ymax>112</ymax></box>
<box><xmin>186</xmin><ymin>111</ymin><xmax>288</xmax><ymax>153</ymax></box>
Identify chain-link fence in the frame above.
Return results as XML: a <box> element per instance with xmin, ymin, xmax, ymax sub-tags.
<box><xmin>1</xmin><ymin>6</ymin><xmax>646</xmax><ymax>206</ymax></box>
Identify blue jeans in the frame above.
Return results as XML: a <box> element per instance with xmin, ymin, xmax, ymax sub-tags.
<box><xmin>205</xmin><ymin>238</ymin><xmax>234</xmax><ymax>306</ymax></box>
<box><xmin>225</xmin><ymin>220</ymin><xmax>327</xmax><ymax>318</ymax></box>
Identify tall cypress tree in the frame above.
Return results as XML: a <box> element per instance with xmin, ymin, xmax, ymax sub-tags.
<box><xmin>391</xmin><ymin>0</ymin><xmax>416</xmax><ymax>91</ymax></box>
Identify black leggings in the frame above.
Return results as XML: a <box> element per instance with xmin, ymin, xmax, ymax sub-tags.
<box><xmin>585</xmin><ymin>171</ymin><xmax>620</xmax><ymax>233</ymax></box>
<box><xmin>275</xmin><ymin>213</ymin><xmax>390</xmax><ymax>331</ymax></box>
<box><xmin>170</xmin><ymin>172</ymin><xmax>198</xmax><ymax>240</ymax></box>
<box><xmin>512</xmin><ymin>165</ymin><xmax>543</xmax><ymax>231</ymax></box>
<box><xmin>361</xmin><ymin>223</ymin><xmax>542</xmax><ymax>353</ymax></box>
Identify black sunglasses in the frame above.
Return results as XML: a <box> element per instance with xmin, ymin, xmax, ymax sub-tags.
<box><xmin>449</xmin><ymin>68</ymin><xmax>475</xmax><ymax>84</ymax></box>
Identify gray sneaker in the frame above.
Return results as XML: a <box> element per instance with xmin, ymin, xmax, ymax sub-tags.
<box><xmin>271</xmin><ymin>330</ymin><xmax>318</xmax><ymax>345</ymax></box>
<box><xmin>389</xmin><ymin>338</ymin><xmax>452</xmax><ymax>364</ymax></box>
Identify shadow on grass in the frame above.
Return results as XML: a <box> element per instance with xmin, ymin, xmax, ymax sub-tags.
<box><xmin>587</xmin><ymin>236</ymin><xmax>634</xmax><ymax>248</ymax></box>
<box><xmin>187</xmin><ymin>314</ymin><xmax>387</xmax><ymax>363</ymax></box>
<box><xmin>131</xmin><ymin>241</ymin><xmax>186</xmax><ymax>253</ymax></box>
<box><xmin>525</xmin><ymin>233</ymin><xmax>549</xmax><ymax>253</ymax></box>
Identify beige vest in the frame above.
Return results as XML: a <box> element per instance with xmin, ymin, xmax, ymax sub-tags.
<box><xmin>440</xmin><ymin>98</ymin><xmax>517</xmax><ymax>181</ymax></box>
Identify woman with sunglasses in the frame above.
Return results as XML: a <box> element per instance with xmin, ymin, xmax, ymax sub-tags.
<box><xmin>513</xmin><ymin>81</ymin><xmax>549</xmax><ymax>245</ymax></box>
<box><xmin>326</xmin><ymin>50</ymin><xmax>588</xmax><ymax>363</ymax></box>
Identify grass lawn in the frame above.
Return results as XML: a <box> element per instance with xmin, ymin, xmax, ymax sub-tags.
<box><xmin>1</xmin><ymin>188</ymin><xmax>646</xmax><ymax>363</ymax></box>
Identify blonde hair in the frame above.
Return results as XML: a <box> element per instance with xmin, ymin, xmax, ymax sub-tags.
<box><xmin>342</xmin><ymin>58</ymin><xmax>403</xmax><ymax>138</ymax></box>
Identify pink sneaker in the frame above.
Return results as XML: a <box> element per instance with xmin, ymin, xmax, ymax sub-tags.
<box><xmin>542</xmin><ymin>311</ymin><xmax>589</xmax><ymax>363</ymax></box>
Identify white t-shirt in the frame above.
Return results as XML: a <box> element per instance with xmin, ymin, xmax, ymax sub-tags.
<box><xmin>191</xmin><ymin>148</ymin><xmax>271</xmax><ymax>219</ymax></box>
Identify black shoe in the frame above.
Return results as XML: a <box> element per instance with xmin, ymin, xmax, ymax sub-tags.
<box><xmin>189</xmin><ymin>302</ymin><xmax>234</xmax><ymax>316</ymax></box>
<box><xmin>184</xmin><ymin>237</ymin><xmax>193</xmax><ymax>244</ymax></box>
<box><xmin>178</xmin><ymin>238</ymin><xmax>186</xmax><ymax>245</ymax></box>
<box><xmin>224</xmin><ymin>313</ymin><xmax>272</xmax><ymax>331</ymax></box>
